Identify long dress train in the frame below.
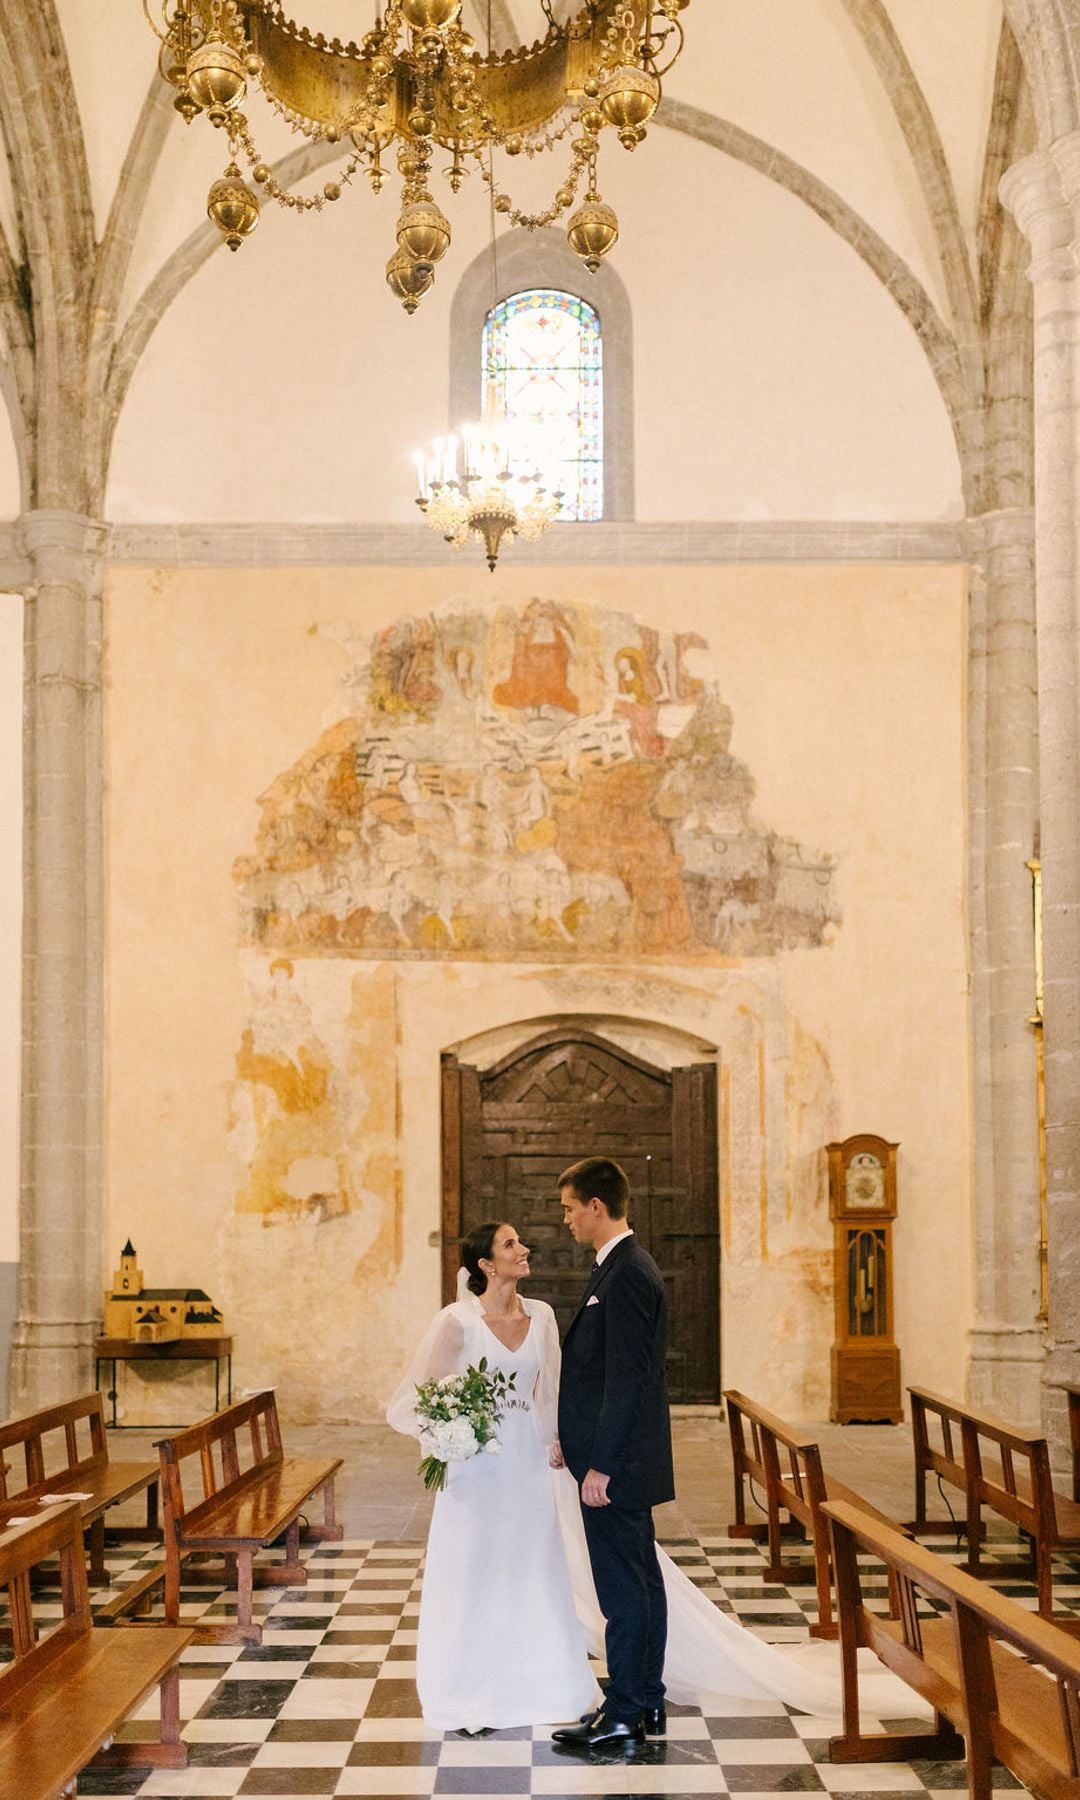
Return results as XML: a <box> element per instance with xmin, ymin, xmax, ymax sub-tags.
<box><xmin>387</xmin><ymin>1292</ymin><xmax>929</xmax><ymax>1728</ymax></box>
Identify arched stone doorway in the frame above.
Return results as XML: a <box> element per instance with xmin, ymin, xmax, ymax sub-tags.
<box><xmin>441</xmin><ymin>1027</ymin><xmax>719</xmax><ymax>1403</ymax></box>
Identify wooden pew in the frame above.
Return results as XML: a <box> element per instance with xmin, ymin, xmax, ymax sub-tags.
<box><xmin>909</xmin><ymin>1385</ymin><xmax>1080</xmax><ymax>1627</ymax></box>
<box><xmin>0</xmin><ymin>1499</ymin><xmax>192</xmax><ymax>1796</ymax></box>
<box><xmin>724</xmin><ymin>1389</ymin><xmax>902</xmax><ymax>1639</ymax></box>
<box><xmin>0</xmin><ymin>1392</ymin><xmax>159</xmax><ymax>1584</ymax></box>
<box><xmin>825</xmin><ymin>1497</ymin><xmax>1080</xmax><ymax>1800</ymax></box>
<box><xmin>907</xmin><ymin>1385</ymin><xmax>969</xmax><ymax>1534</ymax></box>
<box><xmin>152</xmin><ymin>1390</ymin><xmax>343</xmax><ymax>1645</ymax></box>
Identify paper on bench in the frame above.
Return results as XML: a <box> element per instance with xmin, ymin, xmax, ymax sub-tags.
<box><xmin>38</xmin><ymin>1490</ymin><xmax>93</xmax><ymax>1502</ymax></box>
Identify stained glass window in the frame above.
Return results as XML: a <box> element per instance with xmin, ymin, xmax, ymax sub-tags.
<box><xmin>482</xmin><ymin>289</ymin><xmax>603</xmax><ymax>522</ymax></box>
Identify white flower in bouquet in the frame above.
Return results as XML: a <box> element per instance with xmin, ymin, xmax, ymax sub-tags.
<box><xmin>427</xmin><ymin>1417</ymin><xmax>478</xmax><ymax>1462</ymax></box>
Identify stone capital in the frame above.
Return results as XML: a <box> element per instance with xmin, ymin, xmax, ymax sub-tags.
<box><xmin>18</xmin><ymin>510</ymin><xmax>106</xmax><ymax>592</ymax></box>
<box><xmin>1000</xmin><ymin>148</ymin><xmax>1078</xmax><ymax>277</ymax></box>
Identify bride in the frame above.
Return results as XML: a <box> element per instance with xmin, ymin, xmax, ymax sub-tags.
<box><xmin>386</xmin><ymin>1219</ymin><xmax>926</xmax><ymax>1733</ymax></box>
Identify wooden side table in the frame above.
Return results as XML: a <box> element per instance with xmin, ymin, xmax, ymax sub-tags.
<box><xmin>93</xmin><ymin>1337</ymin><xmax>233</xmax><ymax>1429</ymax></box>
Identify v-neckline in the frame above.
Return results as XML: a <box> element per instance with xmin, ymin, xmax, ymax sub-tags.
<box><xmin>480</xmin><ymin>1312</ymin><xmax>533</xmax><ymax>1355</ymax></box>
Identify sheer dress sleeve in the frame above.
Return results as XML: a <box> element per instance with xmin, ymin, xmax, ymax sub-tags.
<box><xmin>531</xmin><ymin>1301</ymin><xmax>561</xmax><ymax>1450</ymax></box>
<box><xmin>385</xmin><ymin>1306</ymin><xmax>467</xmax><ymax>1438</ymax></box>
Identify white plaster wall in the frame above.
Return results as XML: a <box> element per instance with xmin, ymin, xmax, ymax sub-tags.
<box><xmin>103</xmin><ymin>559</ymin><xmax>969</xmax><ymax>1424</ymax></box>
<box><xmin>0</xmin><ymin>398</ymin><xmax>21</xmax><ymax>521</ymax></box>
<box><xmin>619</xmin><ymin>135</ymin><xmax>964</xmax><ymax>522</ymax></box>
<box><xmin>0</xmin><ymin>595</ymin><xmax>21</xmax><ymax>1265</ymax></box>
<box><xmin>106</xmin><ymin>130</ymin><xmax>963</xmax><ymax>525</ymax></box>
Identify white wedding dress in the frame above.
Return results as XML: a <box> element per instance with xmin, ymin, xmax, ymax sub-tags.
<box><xmin>387</xmin><ymin>1294</ymin><xmax>600</xmax><ymax>1730</ymax></box>
<box><xmin>387</xmin><ymin>1291</ymin><xmax>928</xmax><ymax>1729</ymax></box>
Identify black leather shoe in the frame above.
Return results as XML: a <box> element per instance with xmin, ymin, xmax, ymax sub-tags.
<box><xmin>552</xmin><ymin>1712</ymin><xmax>645</xmax><ymax>1749</ymax></box>
<box><xmin>643</xmin><ymin>1706</ymin><xmax>667</xmax><ymax>1736</ymax></box>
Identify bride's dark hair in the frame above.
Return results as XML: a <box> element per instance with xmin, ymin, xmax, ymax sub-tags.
<box><xmin>461</xmin><ymin>1221</ymin><xmax>505</xmax><ymax>1296</ymax></box>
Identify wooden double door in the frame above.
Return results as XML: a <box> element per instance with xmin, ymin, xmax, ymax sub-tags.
<box><xmin>441</xmin><ymin>1028</ymin><xmax>720</xmax><ymax>1404</ymax></box>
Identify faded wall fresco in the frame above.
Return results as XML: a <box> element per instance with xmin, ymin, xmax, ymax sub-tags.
<box><xmin>228</xmin><ymin>958</ymin><xmax>357</xmax><ymax>1220</ymax></box>
<box><xmin>103</xmin><ymin>561</ymin><xmax>971</xmax><ymax>1423</ymax></box>
<box><xmin>233</xmin><ymin>600</ymin><xmax>839</xmax><ymax>961</ymax></box>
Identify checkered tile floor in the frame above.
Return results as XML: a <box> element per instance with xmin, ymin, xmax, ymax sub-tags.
<box><xmin>26</xmin><ymin>1523</ymin><xmax>1080</xmax><ymax>1798</ymax></box>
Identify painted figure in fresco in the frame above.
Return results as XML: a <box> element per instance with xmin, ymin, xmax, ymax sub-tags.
<box><xmin>493</xmin><ymin>599</ymin><xmax>579</xmax><ymax>716</ymax></box>
<box><xmin>233</xmin><ymin>960</ymin><xmax>355</xmax><ymax>1220</ymax></box>
<box><xmin>370</xmin><ymin>617</ymin><xmax>442</xmax><ymax>719</ymax></box>
<box><xmin>614</xmin><ymin>643</ymin><xmax>665</xmax><ymax>760</ymax></box>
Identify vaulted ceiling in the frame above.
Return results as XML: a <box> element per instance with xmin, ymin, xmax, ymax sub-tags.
<box><xmin>0</xmin><ymin>2</ymin><xmax>1023</xmax><ymax>526</ymax></box>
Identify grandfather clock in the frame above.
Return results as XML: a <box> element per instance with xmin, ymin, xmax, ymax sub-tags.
<box><xmin>828</xmin><ymin>1134</ymin><xmax>902</xmax><ymax>1423</ymax></box>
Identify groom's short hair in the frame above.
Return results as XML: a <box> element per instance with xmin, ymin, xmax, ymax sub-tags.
<box><xmin>559</xmin><ymin>1157</ymin><xmax>630</xmax><ymax>1220</ymax></box>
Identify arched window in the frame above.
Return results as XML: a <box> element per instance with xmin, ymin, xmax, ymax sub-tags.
<box><xmin>481</xmin><ymin>290</ymin><xmax>603</xmax><ymax>522</ymax></box>
<box><xmin>450</xmin><ymin>229</ymin><xmax>634</xmax><ymax>521</ymax></box>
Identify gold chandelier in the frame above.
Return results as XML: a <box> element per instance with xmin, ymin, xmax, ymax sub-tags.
<box><xmin>143</xmin><ymin>1</ymin><xmax>689</xmax><ymax>306</ymax></box>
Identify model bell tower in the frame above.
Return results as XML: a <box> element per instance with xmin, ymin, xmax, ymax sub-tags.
<box><xmin>114</xmin><ymin>1240</ymin><xmax>143</xmax><ymax>1297</ymax></box>
<box><xmin>103</xmin><ymin>1241</ymin><xmax>144</xmax><ymax>1336</ymax></box>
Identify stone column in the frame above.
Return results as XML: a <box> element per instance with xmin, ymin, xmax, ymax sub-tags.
<box><xmin>8</xmin><ymin>510</ymin><xmax>104</xmax><ymax>1411</ymax></box>
<box><xmin>967</xmin><ymin>505</ymin><xmax>1044</xmax><ymax>1421</ymax></box>
<box><xmin>1002</xmin><ymin>140</ymin><xmax>1080</xmax><ymax>1459</ymax></box>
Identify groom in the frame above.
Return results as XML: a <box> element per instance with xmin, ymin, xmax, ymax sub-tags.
<box><xmin>552</xmin><ymin>1157</ymin><xmax>674</xmax><ymax>1751</ymax></box>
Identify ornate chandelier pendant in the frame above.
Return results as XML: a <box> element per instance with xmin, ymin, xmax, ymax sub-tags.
<box><xmin>143</xmin><ymin>0</ymin><xmax>689</xmax><ymax>305</ymax></box>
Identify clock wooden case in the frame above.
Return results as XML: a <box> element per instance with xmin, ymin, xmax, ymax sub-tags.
<box><xmin>827</xmin><ymin>1134</ymin><xmax>902</xmax><ymax>1424</ymax></box>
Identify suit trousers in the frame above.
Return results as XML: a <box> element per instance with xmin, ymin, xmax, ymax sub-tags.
<box><xmin>580</xmin><ymin>1500</ymin><xmax>667</xmax><ymax>1723</ymax></box>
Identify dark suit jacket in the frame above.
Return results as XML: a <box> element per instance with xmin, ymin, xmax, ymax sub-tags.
<box><xmin>557</xmin><ymin>1234</ymin><xmax>675</xmax><ymax>1512</ymax></box>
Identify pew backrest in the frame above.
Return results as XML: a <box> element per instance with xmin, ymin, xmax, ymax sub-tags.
<box><xmin>0</xmin><ymin>1501</ymin><xmax>92</xmax><ymax>1700</ymax></box>
<box><xmin>157</xmin><ymin>1389</ymin><xmax>283</xmax><ymax>1540</ymax></box>
<box><xmin>0</xmin><ymin>1393</ymin><xmax>108</xmax><ymax>1500</ymax></box>
<box><xmin>725</xmin><ymin>1388</ymin><xmax>828</xmax><ymax>1534</ymax></box>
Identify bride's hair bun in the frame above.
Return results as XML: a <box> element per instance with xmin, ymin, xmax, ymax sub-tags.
<box><xmin>461</xmin><ymin>1220</ymin><xmax>504</xmax><ymax>1295</ymax></box>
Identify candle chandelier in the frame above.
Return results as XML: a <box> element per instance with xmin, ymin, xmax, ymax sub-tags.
<box><xmin>414</xmin><ymin>384</ymin><xmax>564</xmax><ymax>570</ymax></box>
<box><xmin>142</xmin><ymin>1</ymin><xmax>689</xmax><ymax>308</ymax></box>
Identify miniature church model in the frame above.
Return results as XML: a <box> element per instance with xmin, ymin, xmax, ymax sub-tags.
<box><xmin>103</xmin><ymin>1241</ymin><xmax>225</xmax><ymax>1343</ymax></box>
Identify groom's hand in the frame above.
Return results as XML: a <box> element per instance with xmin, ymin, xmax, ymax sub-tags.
<box><xmin>581</xmin><ymin>1468</ymin><xmax>611</xmax><ymax>1507</ymax></box>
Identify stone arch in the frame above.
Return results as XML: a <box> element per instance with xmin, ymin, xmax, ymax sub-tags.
<box><xmin>447</xmin><ymin>1011</ymin><xmax>718</xmax><ymax>1072</ymax></box>
<box><xmin>837</xmin><ymin>0</ymin><xmax>979</xmax><ymax>352</ymax></box>
<box><xmin>1006</xmin><ymin>0</ymin><xmax>1080</xmax><ymax>147</ymax></box>
<box><xmin>448</xmin><ymin>228</ymin><xmax>636</xmax><ymax>522</ymax></box>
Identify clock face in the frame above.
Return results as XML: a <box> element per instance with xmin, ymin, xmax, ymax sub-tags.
<box><xmin>846</xmin><ymin>1153</ymin><xmax>886</xmax><ymax>1210</ymax></box>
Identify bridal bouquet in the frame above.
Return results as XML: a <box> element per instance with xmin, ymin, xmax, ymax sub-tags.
<box><xmin>414</xmin><ymin>1358</ymin><xmax>517</xmax><ymax>1492</ymax></box>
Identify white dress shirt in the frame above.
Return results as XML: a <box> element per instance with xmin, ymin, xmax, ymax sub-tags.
<box><xmin>594</xmin><ymin>1227</ymin><xmax>633</xmax><ymax>1267</ymax></box>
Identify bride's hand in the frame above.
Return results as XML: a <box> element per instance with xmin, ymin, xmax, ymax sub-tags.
<box><xmin>548</xmin><ymin>1440</ymin><xmax>565</xmax><ymax>1468</ymax></box>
